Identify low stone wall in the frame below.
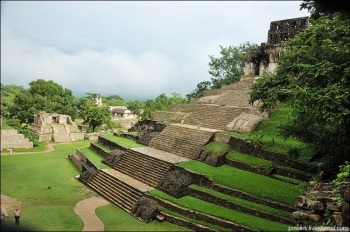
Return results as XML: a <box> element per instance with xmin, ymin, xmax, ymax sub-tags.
<box><xmin>293</xmin><ymin>182</ymin><xmax>349</xmax><ymax>227</ymax></box>
<box><xmin>97</xmin><ymin>136</ymin><xmax>127</xmax><ymax>151</ymax></box>
<box><xmin>214</xmin><ymin>133</ymin><xmax>317</xmax><ymax>173</ymax></box>
<box><xmin>151</xmin><ymin>112</ymin><xmax>190</xmax><ymax>123</ymax></box>
<box><xmin>90</xmin><ymin>143</ymin><xmax>110</xmax><ymax>158</ymax></box>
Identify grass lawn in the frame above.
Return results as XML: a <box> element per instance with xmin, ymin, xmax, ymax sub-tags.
<box><xmin>103</xmin><ymin>135</ymin><xmax>144</xmax><ymax>148</ymax></box>
<box><xmin>79</xmin><ymin>147</ymin><xmax>110</xmax><ymax>169</ymax></box>
<box><xmin>96</xmin><ymin>204</ymin><xmax>189</xmax><ymax>231</ymax></box>
<box><xmin>149</xmin><ymin>190</ymin><xmax>289</xmax><ymax>231</ymax></box>
<box><xmin>177</xmin><ymin>160</ymin><xmax>304</xmax><ymax>206</ymax></box>
<box><xmin>203</xmin><ymin>142</ymin><xmax>231</xmax><ymax>155</ymax></box>
<box><xmin>226</xmin><ymin>150</ymin><xmax>272</xmax><ymax>169</ymax></box>
<box><xmin>224</xmin><ymin>105</ymin><xmax>314</xmax><ymax>162</ymax></box>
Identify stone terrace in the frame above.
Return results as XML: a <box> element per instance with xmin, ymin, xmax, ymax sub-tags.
<box><xmin>0</xmin><ymin>129</ymin><xmax>33</xmax><ymax>149</ymax></box>
<box><xmin>149</xmin><ymin>124</ymin><xmax>214</xmax><ymax>159</ymax></box>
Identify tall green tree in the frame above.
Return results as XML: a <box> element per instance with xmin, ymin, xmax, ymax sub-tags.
<box><xmin>79</xmin><ymin>100</ymin><xmax>111</xmax><ymax>132</ymax></box>
<box><xmin>186</xmin><ymin>81</ymin><xmax>212</xmax><ymax>100</ymax></box>
<box><xmin>208</xmin><ymin>42</ymin><xmax>258</xmax><ymax>89</ymax></box>
<box><xmin>9</xmin><ymin>79</ymin><xmax>78</xmax><ymax>123</ymax></box>
<box><xmin>249</xmin><ymin>13</ymin><xmax>350</xmax><ymax>172</ymax></box>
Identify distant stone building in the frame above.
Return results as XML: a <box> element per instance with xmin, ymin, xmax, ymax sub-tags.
<box><xmin>31</xmin><ymin>112</ymin><xmax>84</xmax><ymax>142</ymax></box>
<box><xmin>244</xmin><ymin>16</ymin><xmax>309</xmax><ymax>77</ymax></box>
<box><xmin>108</xmin><ymin>106</ymin><xmax>139</xmax><ymax>129</ymax></box>
<box><xmin>92</xmin><ymin>94</ymin><xmax>103</xmax><ymax>106</ymax></box>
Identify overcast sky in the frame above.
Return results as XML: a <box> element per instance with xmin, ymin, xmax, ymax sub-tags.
<box><xmin>1</xmin><ymin>1</ymin><xmax>309</xmax><ymax>100</ymax></box>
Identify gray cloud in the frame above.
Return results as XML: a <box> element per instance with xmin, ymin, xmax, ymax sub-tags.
<box><xmin>1</xmin><ymin>1</ymin><xmax>309</xmax><ymax>99</ymax></box>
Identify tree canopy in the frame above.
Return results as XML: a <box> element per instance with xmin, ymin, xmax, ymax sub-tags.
<box><xmin>208</xmin><ymin>42</ymin><xmax>258</xmax><ymax>89</ymax></box>
<box><xmin>249</xmin><ymin>13</ymin><xmax>350</xmax><ymax>172</ymax></box>
<box><xmin>79</xmin><ymin>99</ymin><xmax>112</xmax><ymax>132</ymax></box>
<box><xmin>8</xmin><ymin>79</ymin><xmax>77</xmax><ymax>123</ymax></box>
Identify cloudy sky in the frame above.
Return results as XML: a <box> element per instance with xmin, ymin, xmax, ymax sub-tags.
<box><xmin>1</xmin><ymin>1</ymin><xmax>309</xmax><ymax>100</ymax></box>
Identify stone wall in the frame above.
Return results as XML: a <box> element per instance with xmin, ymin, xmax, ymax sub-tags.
<box><xmin>214</xmin><ymin>133</ymin><xmax>317</xmax><ymax>173</ymax></box>
<box><xmin>293</xmin><ymin>182</ymin><xmax>349</xmax><ymax>227</ymax></box>
<box><xmin>0</xmin><ymin>129</ymin><xmax>33</xmax><ymax>149</ymax></box>
<box><xmin>151</xmin><ymin>112</ymin><xmax>190</xmax><ymax>123</ymax></box>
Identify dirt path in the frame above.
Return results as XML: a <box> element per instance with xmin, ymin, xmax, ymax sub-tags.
<box><xmin>73</xmin><ymin>196</ymin><xmax>110</xmax><ymax>231</ymax></box>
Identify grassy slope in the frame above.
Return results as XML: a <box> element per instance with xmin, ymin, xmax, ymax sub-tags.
<box><xmin>80</xmin><ymin>147</ymin><xmax>110</xmax><ymax>169</ymax></box>
<box><xmin>177</xmin><ymin>160</ymin><xmax>303</xmax><ymax>206</ymax></box>
<box><xmin>103</xmin><ymin>134</ymin><xmax>144</xmax><ymax>148</ymax></box>
<box><xmin>150</xmin><ymin>189</ymin><xmax>289</xmax><ymax>231</ymax></box>
<box><xmin>224</xmin><ymin>105</ymin><xmax>314</xmax><ymax>162</ymax></box>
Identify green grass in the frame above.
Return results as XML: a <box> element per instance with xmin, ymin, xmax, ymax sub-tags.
<box><xmin>223</xmin><ymin>105</ymin><xmax>314</xmax><ymax>162</ymax></box>
<box><xmin>161</xmin><ymin>208</ymin><xmax>228</xmax><ymax>231</ymax></box>
<box><xmin>190</xmin><ymin>185</ymin><xmax>292</xmax><ymax>219</ymax></box>
<box><xmin>1</xmin><ymin>142</ymin><xmax>93</xmax><ymax>231</ymax></box>
<box><xmin>91</xmin><ymin>142</ymin><xmax>112</xmax><ymax>152</ymax></box>
<box><xmin>10</xmin><ymin>142</ymin><xmax>48</xmax><ymax>153</ymax></box>
<box><xmin>226</xmin><ymin>150</ymin><xmax>272</xmax><ymax>169</ymax></box>
<box><xmin>149</xmin><ymin>190</ymin><xmax>289</xmax><ymax>231</ymax></box>
<box><xmin>80</xmin><ymin>147</ymin><xmax>110</xmax><ymax>169</ymax></box>
<box><xmin>96</xmin><ymin>203</ymin><xmax>189</xmax><ymax>231</ymax></box>
<box><xmin>0</xmin><ymin>125</ymin><xmax>14</xmax><ymax>130</ymax></box>
<box><xmin>177</xmin><ymin>160</ymin><xmax>304</xmax><ymax>206</ymax></box>
<box><xmin>203</xmin><ymin>142</ymin><xmax>231</xmax><ymax>155</ymax></box>
<box><xmin>103</xmin><ymin>134</ymin><xmax>144</xmax><ymax>148</ymax></box>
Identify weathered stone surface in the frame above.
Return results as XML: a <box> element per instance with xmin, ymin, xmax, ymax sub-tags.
<box><xmin>306</xmin><ymin>200</ymin><xmax>325</xmax><ymax>211</ymax></box>
<box><xmin>225</xmin><ymin>113</ymin><xmax>262</xmax><ymax>134</ymax></box>
<box><xmin>295</xmin><ymin>196</ymin><xmax>307</xmax><ymax>208</ymax></box>
<box><xmin>340</xmin><ymin>182</ymin><xmax>350</xmax><ymax>202</ymax></box>
<box><xmin>308</xmin><ymin>191</ymin><xmax>336</xmax><ymax>200</ymax></box>
<box><xmin>157</xmin><ymin>168</ymin><xmax>194</xmax><ymax>198</ymax></box>
<box><xmin>308</xmin><ymin>214</ymin><xmax>321</xmax><ymax>222</ymax></box>
<box><xmin>314</xmin><ymin>182</ymin><xmax>335</xmax><ymax>191</ymax></box>
<box><xmin>131</xmin><ymin>197</ymin><xmax>160</xmax><ymax>223</ymax></box>
<box><xmin>327</xmin><ymin>202</ymin><xmax>344</xmax><ymax>211</ymax></box>
<box><xmin>292</xmin><ymin>210</ymin><xmax>310</xmax><ymax>220</ymax></box>
<box><xmin>341</xmin><ymin>202</ymin><xmax>349</xmax><ymax>226</ymax></box>
<box><xmin>332</xmin><ymin>212</ymin><xmax>344</xmax><ymax>226</ymax></box>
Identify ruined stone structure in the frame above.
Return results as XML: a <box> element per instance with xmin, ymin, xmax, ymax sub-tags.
<box><xmin>92</xmin><ymin>93</ymin><xmax>102</xmax><ymax>106</ymax></box>
<box><xmin>152</xmin><ymin>16</ymin><xmax>309</xmax><ymax>134</ymax></box>
<box><xmin>293</xmin><ymin>182</ymin><xmax>349</xmax><ymax>227</ymax></box>
<box><xmin>267</xmin><ymin>17</ymin><xmax>309</xmax><ymax>46</ymax></box>
<box><xmin>31</xmin><ymin>112</ymin><xmax>84</xmax><ymax>142</ymax></box>
<box><xmin>108</xmin><ymin>106</ymin><xmax>139</xmax><ymax>129</ymax></box>
<box><xmin>245</xmin><ymin>16</ymin><xmax>309</xmax><ymax>77</ymax></box>
<box><xmin>1</xmin><ymin>129</ymin><xmax>33</xmax><ymax>149</ymax></box>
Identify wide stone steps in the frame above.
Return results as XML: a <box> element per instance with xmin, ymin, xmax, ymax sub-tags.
<box><xmin>87</xmin><ymin>170</ymin><xmax>143</xmax><ymax>212</ymax></box>
<box><xmin>1</xmin><ymin>130</ymin><xmax>33</xmax><ymax>149</ymax></box>
<box><xmin>149</xmin><ymin>125</ymin><xmax>214</xmax><ymax>159</ymax></box>
<box><xmin>113</xmin><ymin>149</ymin><xmax>173</xmax><ymax>187</ymax></box>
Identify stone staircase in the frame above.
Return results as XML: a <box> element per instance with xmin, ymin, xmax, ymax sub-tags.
<box><xmin>184</xmin><ymin>104</ymin><xmax>244</xmax><ymax>130</ymax></box>
<box><xmin>113</xmin><ymin>149</ymin><xmax>174</xmax><ymax>187</ymax></box>
<box><xmin>149</xmin><ymin>124</ymin><xmax>214</xmax><ymax>159</ymax></box>
<box><xmin>87</xmin><ymin>169</ymin><xmax>152</xmax><ymax>213</ymax></box>
<box><xmin>52</xmin><ymin>125</ymin><xmax>72</xmax><ymax>142</ymax></box>
<box><xmin>0</xmin><ymin>129</ymin><xmax>33</xmax><ymax>149</ymax></box>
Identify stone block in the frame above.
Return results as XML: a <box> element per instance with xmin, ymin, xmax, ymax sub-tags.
<box><xmin>295</xmin><ymin>196</ymin><xmax>307</xmax><ymax>208</ymax></box>
<box><xmin>308</xmin><ymin>214</ymin><xmax>321</xmax><ymax>222</ymax></box>
<box><xmin>327</xmin><ymin>202</ymin><xmax>344</xmax><ymax>211</ymax></box>
<box><xmin>340</xmin><ymin>182</ymin><xmax>350</xmax><ymax>202</ymax></box>
<box><xmin>292</xmin><ymin>210</ymin><xmax>310</xmax><ymax>221</ymax></box>
<box><xmin>332</xmin><ymin>212</ymin><xmax>344</xmax><ymax>226</ymax></box>
<box><xmin>308</xmin><ymin>191</ymin><xmax>336</xmax><ymax>200</ymax></box>
<box><xmin>306</xmin><ymin>200</ymin><xmax>325</xmax><ymax>211</ymax></box>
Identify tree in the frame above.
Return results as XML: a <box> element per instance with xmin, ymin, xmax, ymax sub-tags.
<box><xmin>300</xmin><ymin>0</ymin><xmax>349</xmax><ymax>19</ymax></box>
<box><xmin>104</xmin><ymin>94</ymin><xmax>125</xmax><ymax>106</ymax></box>
<box><xmin>10</xmin><ymin>79</ymin><xmax>78</xmax><ymax>123</ymax></box>
<box><xmin>249</xmin><ymin>13</ymin><xmax>350</xmax><ymax>172</ymax></box>
<box><xmin>79</xmin><ymin>100</ymin><xmax>111</xmax><ymax>132</ymax></box>
<box><xmin>208</xmin><ymin>42</ymin><xmax>258</xmax><ymax>89</ymax></box>
<box><xmin>186</xmin><ymin>81</ymin><xmax>212</xmax><ymax>100</ymax></box>
<box><xmin>0</xmin><ymin>84</ymin><xmax>25</xmax><ymax>119</ymax></box>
